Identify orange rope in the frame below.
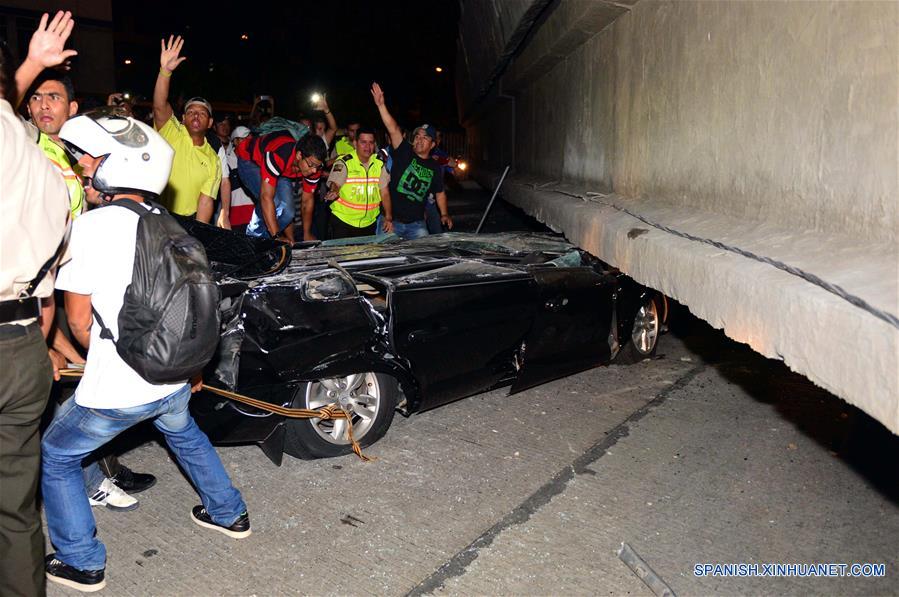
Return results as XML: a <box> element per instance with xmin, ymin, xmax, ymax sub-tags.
<box><xmin>57</xmin><ymin>369</ymin><xmax>372</xmax><ymax>462</ymax></box>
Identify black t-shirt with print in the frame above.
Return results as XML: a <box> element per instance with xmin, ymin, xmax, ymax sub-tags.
<box><xmin>387</xmin><ymin>141</ymin><xmax>444</xmax><ymax>223</ymax></box>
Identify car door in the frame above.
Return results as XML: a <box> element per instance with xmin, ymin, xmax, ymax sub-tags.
<box><xmin>387</xmin><ymin>261</ymin><xmax>538</xmax><ymax>410</ymax></box>
<box><xmin>510</xmin><ymin>267</ymin><xmax>616</xmax><ymax>393</ymax></box>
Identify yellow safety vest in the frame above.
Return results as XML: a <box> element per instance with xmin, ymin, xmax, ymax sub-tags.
<box><xmin>334</xmin><ymin>136</ymin><xmax>354</xmax><ymax>157</ymax></box>
<box><xmin>330</xmin><ymin>152</ymin><xmax>383</xmax><ymax>228</ymax></box>
<box><xmin>37</xmin><ymin>132</ymin><xmax>84</xmax><ymax>219</ymax></box>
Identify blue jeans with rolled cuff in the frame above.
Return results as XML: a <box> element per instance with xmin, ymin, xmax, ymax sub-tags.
<box><xmin>41</xmin><ymin>384</ymin><xmax>246</xmax><ymax>571</ymax></box>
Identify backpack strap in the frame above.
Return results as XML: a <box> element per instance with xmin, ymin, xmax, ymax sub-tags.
<box><xmin>90</xmin><ymin>198</ymin><xmax>163</xmax><ymax>345</ymax></box>
<box><xmin>91</xmin><ymin>306</ymin><xmax>117</xmax><ymax>343</ymax></box>
<box><xmin>106</xmin><ymin>197</ymin><xmax>156</xmax><ymax>217</ymax></box>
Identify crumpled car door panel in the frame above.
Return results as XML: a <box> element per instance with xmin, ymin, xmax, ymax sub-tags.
<box><xmin>386</xmin><ymin>261</ymin><xmax>538</xmax><ymax>410</ymax></box>
<box><xmin>511</xmin><ymin>267</ymin><xmax>615</xmax><ymax>393</ymax></box>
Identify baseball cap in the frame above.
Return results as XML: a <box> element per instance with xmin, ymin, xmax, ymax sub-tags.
<box><xmin>231</xmin><ymin>125</ymin><xmax>251</xmax><ymax>141</ymax></box>
<box><xmin>413</xmin><ymin>124</ymin><xmax>437</xmax><ymax>140</ymax></box>
<box><xmin>184</xmin><ymin>97</ymin><xmax>213</xmax><ymax>117</ymax></box>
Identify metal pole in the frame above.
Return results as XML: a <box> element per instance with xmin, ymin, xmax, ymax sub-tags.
<box><xmin>475</xmin><ymin>165</ymin><xmax>511</xmax><ymax>234</ymax></box>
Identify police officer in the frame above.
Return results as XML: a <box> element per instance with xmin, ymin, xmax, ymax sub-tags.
<box><xmin>324</xmin><ymin>126</ymin><xmax>389</xmax><ymax>239</ymax></box>
<box><xmin>0</xmin><ymin>14</ymin><xmax>71</xmax><ymax>593</ymax></box>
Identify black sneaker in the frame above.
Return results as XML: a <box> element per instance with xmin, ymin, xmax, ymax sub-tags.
<box><xmin>45</xmin><ymin>554</ymin><xmax>106</xmax><ymax>592</ymax></box>
<box><xmin>109</xmin><ymin>465</ymin><xmax>157</xmax><ymax>494</ymax></box>
<box><xmin>190</xmin><ymin>505</ymin><xmax>251</xmax><ymax>539</ymax></box>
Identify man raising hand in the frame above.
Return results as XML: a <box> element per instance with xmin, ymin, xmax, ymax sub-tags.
<box><xmin>153</xmin><ymin>35</ymin><xmax>221</xmax><ymax>223</ymax></box>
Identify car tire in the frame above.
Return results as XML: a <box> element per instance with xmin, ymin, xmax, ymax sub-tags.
<box><xmin>616</xmin><ymin>294</ymin><xmax>662</xmax><ymax>364</ymax></box>
<box><xmin>283</xmin><ymin>372</ymin><xmax>398</xmax><ymax>460</ymax></box>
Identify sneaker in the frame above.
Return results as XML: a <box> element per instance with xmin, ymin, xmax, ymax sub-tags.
<box><xmin>88</xmin><ymin>477</ymin><xmax>139</xmax><ymax>512</ymax></box>
<box><xmin>190</xmin><ymin>505</ymin><xmax>251</xmax><ymax>539</ymax></box>
<box><xmin>109</xmin><ymin>465</ymin><xmax>156</xmax><ymax>494</ymax></box>
<box><xmin>45</xmin><ymin>554</ymin><xmax>106</xmax><ymax>592</ymax></box>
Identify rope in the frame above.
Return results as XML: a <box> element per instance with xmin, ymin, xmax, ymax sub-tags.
<box><xmin>57</xmin><ymin>369</ymin><xmax>372</xmax><ymax>462</ymax></box>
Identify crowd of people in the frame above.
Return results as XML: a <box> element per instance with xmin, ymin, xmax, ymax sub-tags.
<box><xmin>1</xmin><ymin>9</ymin><xmax>460</xmax><ymax>595</ymax></box>
<box><xmin>133</xmin><ymin>34</ymin><xmax>456</xmax><ymax>244</ymax></box>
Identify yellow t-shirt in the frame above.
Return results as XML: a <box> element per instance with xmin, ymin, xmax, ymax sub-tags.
<box><xmin>156</xmin><ymin>116</ymin><xmax>221</xmax><ymax>216</ymax></box>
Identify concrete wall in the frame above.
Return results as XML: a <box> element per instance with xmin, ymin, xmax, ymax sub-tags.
<box><xmin>462</xmin><ymin>0</ymin><xmax>897</xmax><ymax>243</ymax></box>
<box><xmin>457</xmin><ymin>0</ymin><xmax>899</xmax><ymax>433</ymax></box>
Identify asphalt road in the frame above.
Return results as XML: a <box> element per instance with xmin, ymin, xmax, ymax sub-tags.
<box><xmin>44</xmin><ymin>183</ymin><xmax>898</xmax><ymax>596</ymax></box>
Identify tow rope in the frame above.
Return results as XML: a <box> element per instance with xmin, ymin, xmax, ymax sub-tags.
<box><xmin>57</xmin><ymin>369</ymin><xmax>372</xmax><ymax>462</ymax></box>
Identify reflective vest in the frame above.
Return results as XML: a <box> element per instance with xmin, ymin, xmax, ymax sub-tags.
<box><xmin>330</xmin><ymin>152</ymin><xmax>383</xmax><ymax>228</ymax></box>
<box><xmin>334</xmin><ymin>136</ymin><xmax>354</xmax><ymax>157</ymax></box>
<box><xmin>37</xmin><ymin>132</ymin><xmax>84</xmax><ymax>219</ymax></box>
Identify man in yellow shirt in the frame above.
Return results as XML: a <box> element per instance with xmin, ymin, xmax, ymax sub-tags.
<box><xmin>152</xmin><ymin>35</ymin><xmax>220</xmax><ymax>222</ymax></box>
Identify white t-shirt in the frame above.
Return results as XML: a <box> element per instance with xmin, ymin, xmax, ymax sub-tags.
<box><xmin>221</xmin><ymin>144</ymin><xmax>254</xmax><ymax>225</ymax></box>
<box><xmin>56</xmin><ymin>201</ymin><xmax>187</xmax><ymax>408</ymax></box>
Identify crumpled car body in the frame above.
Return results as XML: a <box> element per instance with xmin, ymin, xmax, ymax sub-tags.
<box><xmin>179</xmin><ymin>220</ymin><xmax>666</xmax><ymax>464</ymax></box>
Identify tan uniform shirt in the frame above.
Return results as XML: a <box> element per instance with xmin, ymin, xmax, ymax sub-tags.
<box><xmin>0</xmin><ymin>100</ymin><xmax>70</xmax><ymax>325</ymax></box>
<box><xmin>329</xmin><ymin>155</ymin><xmax>389</xmax><ymax>190</ymax></box>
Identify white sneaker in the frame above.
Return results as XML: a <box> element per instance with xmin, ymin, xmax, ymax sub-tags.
<box><xmin>88</xmin><ymin>478</ymin><xmax>139</xmax><ymax>512</ymax></box>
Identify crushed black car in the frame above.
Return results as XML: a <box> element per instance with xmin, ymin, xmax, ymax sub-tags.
<box><xmin>179</xmin><ymin>220</ymin><xmax>667</xmax><ymax>464</ymax></box>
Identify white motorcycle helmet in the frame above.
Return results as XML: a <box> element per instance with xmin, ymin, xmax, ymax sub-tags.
<box><xmin>59</xmin><ymin>111</ymin><xmax>174</xmax><ymax>199</ymax></box>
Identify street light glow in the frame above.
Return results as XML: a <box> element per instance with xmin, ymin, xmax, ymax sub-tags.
<box><xmin>435</xmin><ymin>66</ymin><xmax>443</xmax><ymax>73</ymax></box>
<box><xmin>240</xmin><ymin>33</ymin><xmax>249</xmax><ymax>41</ymax></box>
<box><xmin>124</xmin><ymin>59</ymin><xmax>132</xmax><ymax>65</ymax></box>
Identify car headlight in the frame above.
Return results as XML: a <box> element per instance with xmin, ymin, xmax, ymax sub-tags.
<box><xmin>302</xmin><ymin>271</ymin><xmax>356</xmax><ymax>301</ymax></box>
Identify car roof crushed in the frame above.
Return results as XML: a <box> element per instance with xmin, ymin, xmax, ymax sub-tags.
<box><xmin>176</xmin><ymin>217</ymin><xmax>584</xmax><ymax>285</ymax></box>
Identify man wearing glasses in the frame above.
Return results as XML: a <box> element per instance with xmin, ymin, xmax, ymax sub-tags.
<box><xmin>236</xmin><ymin>130</ymin><xmax>327</xmax><ymax>242</ymax></box>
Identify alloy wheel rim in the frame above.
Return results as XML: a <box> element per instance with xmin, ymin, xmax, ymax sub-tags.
<box><xmin>632</xmin><ymin>299</ymin><xmax>659</xmax><ymax>354</ymax></box>
<box><xmin>305</xmin><ymin>373</ymin><xmax>380</xmax><ymax>444</ymax></box>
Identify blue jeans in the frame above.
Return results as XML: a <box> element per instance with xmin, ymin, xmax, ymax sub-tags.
<box><xmin>238</xmin><ymin>158</ymin><xmax>296</xmax><ymax>238</ymax></box>
<box><xmin>41</xmin><ymin>385</ymin><xmax>246</xmax><ymax>571</ymax></box>
<box><xmin>388</xmin><ymin>218</ymin><xmax>429</xmax><ymax>240</ymax></box>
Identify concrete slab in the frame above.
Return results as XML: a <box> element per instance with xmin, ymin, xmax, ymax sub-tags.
<box><xmin>431</xmin><ymin>361</ymin><xmax>898</xmax><ymax>595</ymax></box>
<box><xmin>475</xmin><ymin>171</ymin><xmax>899</xmax><ymax>437</ymax></box>
<box><xmin>44</xmin><ymin>321</ymin><xmax>898</xmax><ymax>596</ymax></box>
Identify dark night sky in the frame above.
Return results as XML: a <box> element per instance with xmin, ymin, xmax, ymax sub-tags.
<box><xmin>112</xmin><ymin>0</ymin><xmax>462</xmax><ymax>130</ymax></box>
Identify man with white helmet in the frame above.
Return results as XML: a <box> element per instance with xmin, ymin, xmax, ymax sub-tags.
<box><xmin>42</xmin><ymin>112</ymin><xmax>250</xmax><ymax>592</ymax></box>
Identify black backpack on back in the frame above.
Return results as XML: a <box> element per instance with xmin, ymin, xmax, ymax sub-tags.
<box><xmin>92</xmin><ymin>199</ymin><xmax>221</xmax><ymax>384</ymax></box>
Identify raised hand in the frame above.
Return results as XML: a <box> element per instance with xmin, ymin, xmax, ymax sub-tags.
<box><xmin>313</xmin><ymin>92</ymin><xmax>329</xmax><ymax>112</ymax></box>
<box><xmin>160</xmin><ymin>35</ymin><xmax>186</xmax><ymax>72</ymax></box>
<box><xmin>27</xmin><ymin>11</ymin><xmax>78</xmax><ymax>69</ymax></box>
<box><xmin>370</xmin><ymin>82</ymin><xmax>385</xmax><ymax>107</ymax></box>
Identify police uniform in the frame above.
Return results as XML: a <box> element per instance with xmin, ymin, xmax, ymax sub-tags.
<box><xmin>0</xmin><ymin>99</ymin><xmax>70</xmax><ymax>596</ymax></box>
<box><xmin>327</xmin><ymin>151</ymin><xmax>389</xmax><ymax>239</ymax></box>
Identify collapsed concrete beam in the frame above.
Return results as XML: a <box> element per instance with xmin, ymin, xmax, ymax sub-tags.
<box><xmin>476</xmin><ymin>170</ymin><xmax>899</xmax><ymax>434</ymax></box>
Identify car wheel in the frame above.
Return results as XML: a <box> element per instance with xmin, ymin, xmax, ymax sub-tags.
<box><xmin>283</xmin><ymin>372</ymin><xmax>398</xmax><ymax>459</ymax></box>
<box><xmin>616</xmin><ymin>294</ymin><xmax>662</xmax><ymax>364</ymax></box>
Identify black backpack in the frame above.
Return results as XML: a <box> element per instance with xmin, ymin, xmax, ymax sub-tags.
<box><xmin>92</xmin><ymin>199</ymin><xmax>221</xmax><ymax>384</ymax></box>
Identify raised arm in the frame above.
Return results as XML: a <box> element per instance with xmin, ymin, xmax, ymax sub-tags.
<box><xmin>371</xmin><ymin>82</ymin><xmax>402</xmax><ymax>149</ymax></box>
<box><xmin>314</xmin><ymin>94</ymin><xmax>338</xmax><ymax>146</ymax></box>
<box><xmin>14</xmin><ymin>11</ymin><xmax>78</xmax><ymax>108</ymax></box>
<box><xmin>153</xmin><ymin>35</ymin><xmax>186</xmax><ymax>130</ymax></box>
